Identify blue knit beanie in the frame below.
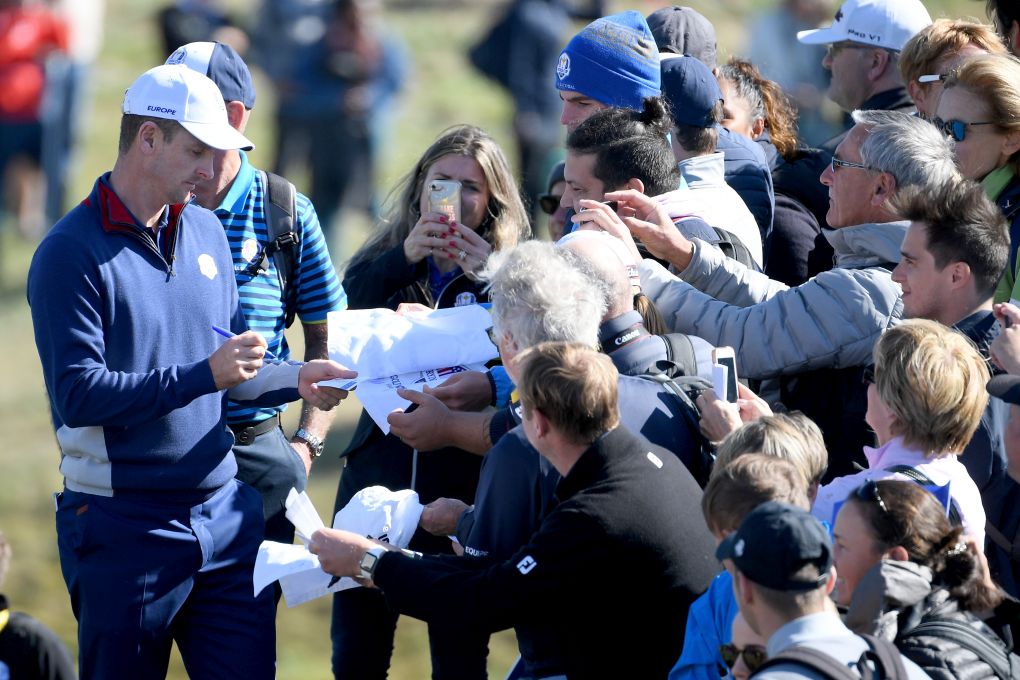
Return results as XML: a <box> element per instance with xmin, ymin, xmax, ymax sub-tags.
<box><xmin>555</xmin><ymin>11</ymin><xmax>660</xmax><ymax>111</ymax></box>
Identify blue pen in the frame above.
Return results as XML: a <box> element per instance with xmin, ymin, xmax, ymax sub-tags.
<box><xmin>211</xmin><ymin>325</ymin><xmax>278</xmax><ymax>360</ymax></box>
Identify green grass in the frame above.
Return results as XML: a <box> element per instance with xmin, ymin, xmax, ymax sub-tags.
<box><xmin>0</xmin><ymin>0</ymin><xmax>989</xmax><ymax>677</ymax></box>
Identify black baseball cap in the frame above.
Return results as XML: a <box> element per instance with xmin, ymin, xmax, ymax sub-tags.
<box><xmin>716</xmin><ymin>501</ymin><xmax>832</xmax><ymax>592</ymax></box>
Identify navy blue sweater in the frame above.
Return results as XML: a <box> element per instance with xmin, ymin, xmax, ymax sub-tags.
<box><xmin>28</xmin><ymin>174</ymin><xmax>299</xmax><ymax>501</ymax></box>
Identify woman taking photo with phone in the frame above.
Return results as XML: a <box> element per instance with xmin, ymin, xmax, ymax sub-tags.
<box><xmin>343</xmin><ymin>124</ymin><xmax>529</xmax><ymax>308</ymax></box>
<box><xmin>333</xmin><ymin>124</ymin><xmax>529</xmax><ymax>679</ymax></box>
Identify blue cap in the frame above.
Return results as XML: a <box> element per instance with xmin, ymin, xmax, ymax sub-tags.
<box><xmin>716</xmin><ymin>502</ymin><xmax>832</xmax><ymax>592</ymax></box>
<box><xmin>660</xmin><ymin>54</ymin><xmax>722</xmax><ymax>128</ymax></box>
<box><xmin>555</xmin><ymin>11</ymin><xmax>660</xmax><ymax>111</ymax></box>
<box><xmin>166</xmin><ymin>41</ymin><xmax>256</xmax><ymax>109</ymax></box>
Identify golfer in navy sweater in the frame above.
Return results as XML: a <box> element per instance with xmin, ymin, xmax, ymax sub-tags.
<box><xmin>27</xmin><ymin>64</ymin><xmax>355</xmax><ymax>679</ymax></box>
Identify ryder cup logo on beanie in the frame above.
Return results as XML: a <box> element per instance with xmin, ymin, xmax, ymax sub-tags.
<box><xmin>797</xmin><ymin>0</ymin><xmax>932</xmax><ymax>52</ymax></box>
<box><xmin>716</xmin><ymin>501</ymin><xmax>832</xmax><ymax>592</ymax></box>
<box><xmin>166</xmin><ymin>41</ymin><xmax>256</xmax><ymax>109</ymax></box>
<box><xmin>555</xmin><ymin>10</ymin><xmax>660</xmax><ymax>111</ymax></box>
<box><xmin>122</xmin><ymin>64</ymin><xmax>254</xmax><ymax>151</ymax></box>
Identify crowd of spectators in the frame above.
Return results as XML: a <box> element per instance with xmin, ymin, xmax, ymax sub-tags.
<box><xmin>18</xmin><ymin>0</ymin><xmax>1020</xmax><ymax>679</ymax></box>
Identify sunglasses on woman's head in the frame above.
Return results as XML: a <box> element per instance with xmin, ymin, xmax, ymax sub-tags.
<box><xmin>719</xmin><ymin>643</ymin><xmax>767</xmax><ymax>673</ymax></box>
<box><xmin>931</xmin><ymin>116</ymin><xmax>996</xmax><ymax>143</ymax></box>
<box><xmin>854</xmin><ymin>479</ymin><xmax>890</xmax><ymax>515</ymax></box>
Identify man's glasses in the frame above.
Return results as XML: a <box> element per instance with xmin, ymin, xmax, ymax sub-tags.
<box><xmin>830</xmin><ymin>155</ymin><xmax>871</xmax><ymax>173</ymax></box>
<box><xmin>931</xmin><ymin>116</ymin><xmax>996</xmax><ymax>143</ymax></box>
<box><xmin>486</xmin><ymin>326</ymin><xmax>500</xmax><ymax>346</ymax></box>
<box><xmin>861</xmin><ymin>364</ymin><xmax>875</xmax><ymax>386</ymax></box>
<box><xmin>825</xmin><ymin>41</ymin><xmax>873</xmax><ymax>58</ymax></box>
<box><xmin>854</xmin><ymin>479</ymin><xmax>890</xmax><ymax>515</ymax></box>
<box><xmin>719</xmin><ymin>643</ymin><xmax>768</xmax><ymax>673</ymax></box>
<box><xmin>918</xmin><ymin>73</ymin><xmax>948</xmax><ymax>84</ymax></box>
<box><xmin>538</xmin><ymin>194</ymin><xmax>560</xmax><ymax>215</ymax></box>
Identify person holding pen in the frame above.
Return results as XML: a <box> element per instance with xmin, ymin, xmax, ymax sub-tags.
<box><xmin>26</xmin><ymin>63</ymin><xmax>354</xmax><ymax>679</ymax></box>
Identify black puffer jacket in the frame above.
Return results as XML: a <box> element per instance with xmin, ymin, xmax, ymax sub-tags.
<box><xmin>845</xmin><ymin>560</ymin><xmax>1014</xmax><ymax>680</ymax></box>
<box><xmin>897</xmin><ymin>599</ymin><xmax>1015</xmax><ymax>680</ymax></box>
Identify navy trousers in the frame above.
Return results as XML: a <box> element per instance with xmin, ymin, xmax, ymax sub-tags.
<box><xmin>55</xmin><ymin>480</ymin><xmax>276</xmax><ymax>680</ymax></box>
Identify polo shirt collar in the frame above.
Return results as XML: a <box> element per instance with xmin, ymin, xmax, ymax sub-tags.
<box><xmin>217</xmin><ymin>150</ymin><xmax>255</xmax><ymax>215</ymax></box>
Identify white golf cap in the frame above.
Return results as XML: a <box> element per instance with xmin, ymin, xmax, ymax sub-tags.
<box><xmin>797</xmin><ymin>0</ymin><xmax>932</xmax><ymax>52</ymax></box>
<box><xmin>122</xmin><ymin>64</ymin><xmax>254</xmax><ymax>151</ymax></box>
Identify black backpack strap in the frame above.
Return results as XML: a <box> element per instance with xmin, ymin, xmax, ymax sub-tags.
<box><xmin>752</xmin><ymin>645</ymin><xmax>858</xmax><ymax>680</ymax></box>
<box><xmin>660</xmin><ymin>333</ymin><xmax>699</xmax><ymax>378</ymax></box>
<box><xmin>905</xmin><ymin>619</ymin><xmax>1014</xmax><ymax>679</ymax></box>
<box><xmin>859</xmin><ymin>633</ymin><xmax>908</xmax><ymax>680</ymax></box>
<box><xmin>256</xmin><ymin>170</ymin><xmax>300</xmax><ymax>328</ymax></box>
<box><xmin>884</xmin><ymin>465</ymin><xmax>963</xmax><ymax>527</ymax></box>
<box><xmin>641</xmin><ymin>369</ymin><xmax>715</xmax><ymax>485</ymax></box>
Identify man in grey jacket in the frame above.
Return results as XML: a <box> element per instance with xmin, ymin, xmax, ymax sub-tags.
<box><xmin>585</xmin><ymin>109</ymin><xmax>960</xmax><ymax>477</ymax></box>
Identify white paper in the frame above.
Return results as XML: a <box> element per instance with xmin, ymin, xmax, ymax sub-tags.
<box><xmin>253</xmin><ymin>541</ymin><xmax>345</xmax><ymax>607</ymax></box>
<box><xmin>285</xmin><ymin>488</ymin><xmax>324</xmax><ymax>545</ymax></box>
<box><xmin>253</xmin><ymin>486</ymin><xmax>424</xmax><ymax>607</ymax></box>
<box><xmin>356</xmin><ymin>363</ymin><xmax>487</xmax><ymax>434</ymax></box>
<box><xmin>325</xmin><ymin>306</ymin><xmax>496</xmax><ymax>382</ymax></box>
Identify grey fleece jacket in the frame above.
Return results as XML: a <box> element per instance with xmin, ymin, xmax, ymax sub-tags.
<box><xmin>640</xmin><ymin>220</ymin><xmax>907</xmax><ymax>380</ymax></box>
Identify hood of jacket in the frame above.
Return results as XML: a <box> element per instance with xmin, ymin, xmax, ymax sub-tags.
<box><xmin>844</xmin><ymin>559</ymin><xmax>934</xmax><ymax>640</ymax></box>
<box><xmin>824</xmin><ymin>220</ymin><xmax>908</xmax><ymax>270</ymax></box>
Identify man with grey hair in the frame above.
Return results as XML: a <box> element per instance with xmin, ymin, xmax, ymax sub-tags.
<box><xmin>593</xmin><ymin>109</ymin><xmax>960</xmax><ymax>477</ymax></box>
<box><xmin>417</xmin><ymin>239</ymin><xmax>710</xmax><ymax>678</ymax></box>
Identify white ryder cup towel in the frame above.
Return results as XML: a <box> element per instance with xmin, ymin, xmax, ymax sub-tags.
<box><xmin>326</xmin><ymin>306</ymin><xmax>497</xmax><ymax>380</ymax></box>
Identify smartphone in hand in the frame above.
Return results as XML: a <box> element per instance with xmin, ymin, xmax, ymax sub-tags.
<box><xmin>429</xmin><ymin>180</ymin><xmax>462</xmax><ymax>224</ymax></box>
<box><xmin>712</xmin><ymin>346</ymin><xmax>739</xmax><ymax>403</ymax></box>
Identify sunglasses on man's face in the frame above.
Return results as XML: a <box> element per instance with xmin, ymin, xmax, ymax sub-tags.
<box><xmin>538</xmin><ymin>194</ymin><xmax>560</xmax><ymax>215</ymax></box>
<box><xmin>719</xmin><ymin>643</ymin><xmax>768</xmax><ymax>673</ymax></box>
<box><xmin>931</xmin><ymin>116</ymin><xmax>996</xmax><ymax>143</ymax></box>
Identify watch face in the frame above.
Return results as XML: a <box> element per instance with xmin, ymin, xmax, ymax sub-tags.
<box><xmin>359</xmin><ymin>549</ymin><xmax>381</xmax><ymax>577</ymax></box>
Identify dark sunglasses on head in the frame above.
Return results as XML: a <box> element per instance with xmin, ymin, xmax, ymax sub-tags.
<box><xmin>854</xmin><ymin>479</ymin><xmax>890</xmax><ymax>515</ymax></box>
<box><xmin>538</xmin><ymin>194</ymin><xmax>560</xmax><ymax>215</ymax></box>
<box><xmin>719</xmin><ymin>643</ymin><xmax>768</xmax><ymax>673</ymax></box>
<box><xmin>931</xmin><ymin>116</ymin><xmax>996</xmax><ymax>143</ymax></box>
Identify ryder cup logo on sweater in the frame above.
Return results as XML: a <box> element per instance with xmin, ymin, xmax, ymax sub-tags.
<box><xmin>454</xmin><ymin>292</ymin><xmax>476</xmax><ymax>306</ymax></box>
<box><xmin>198</xmin><ymin>253</ymin><xmax>218</xmax><ymax>280</ymax></box>
<box><xmin>556</xmin><ymin>53</ymin><xmax>571</xmax><ymax>80</ymax></box>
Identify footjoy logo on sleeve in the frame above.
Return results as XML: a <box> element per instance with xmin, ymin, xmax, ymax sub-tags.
<box><xmin>147</xmin><ymin>105</ymin><xmax>176</xmax><ymax>115</ymax></box>
<box><xmin>516</xmin><ymin>555</ymin><xmax>537</xmax><ymax>575</ymax></box>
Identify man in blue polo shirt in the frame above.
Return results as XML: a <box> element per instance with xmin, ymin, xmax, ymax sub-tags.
<box><xmin>166</xmin><ymin>41</ymin><xmax>347</xmax><ymax>545</ymax></box>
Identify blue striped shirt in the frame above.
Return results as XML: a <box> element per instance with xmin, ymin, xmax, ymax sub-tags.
<box><xmin>215</xmin><ymin>152</ymin><xmax>347</xmax><ymax>424</ymax></box>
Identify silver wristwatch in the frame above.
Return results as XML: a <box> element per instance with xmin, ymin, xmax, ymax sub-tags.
<box><xmin>359</xmin><ymin>547</ymin><xmax>387</xmax><ymax>580</ymax></box>
<box><xmin>293</xmin><ymin>428</ymin><xmax>325</xmax><ymax>458</ymax></box>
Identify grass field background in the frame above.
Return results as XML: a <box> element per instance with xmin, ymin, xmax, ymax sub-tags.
<box><xmin>0</xmin><ymin>0</ymin><xmax>982</xmax><ymax>677</ymax></box>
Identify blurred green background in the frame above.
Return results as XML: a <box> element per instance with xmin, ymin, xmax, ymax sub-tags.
<box><xmin>0</xmin><ymin>0</ymin><xmax>986</xmax><ymax>677</ymax></box>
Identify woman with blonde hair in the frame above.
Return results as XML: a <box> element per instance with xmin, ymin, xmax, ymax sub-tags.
<box><xmin>334</xmin><ymin>124</ymin><xmax>529</xmax><ymax>678</ymax></box>
<box><xmin>899</xmin><ymin>18</ymin><xmax>1005</xmax><ymax>120</ymax></box>
<box><xmin>812</xmin><ymin>319</ymin><xmax>989</xmax><ymax>546</ymax></box>
<box><xmin>935</xmin><ymin>54</ymin><xmax>1020</xmax><ymax>302</ymax></box>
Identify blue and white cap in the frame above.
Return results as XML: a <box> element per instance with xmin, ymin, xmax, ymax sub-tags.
<box><xmin>122</xmin><ymin>64</ymin><xmax>254</xmax><ymax>151</ymax></box>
